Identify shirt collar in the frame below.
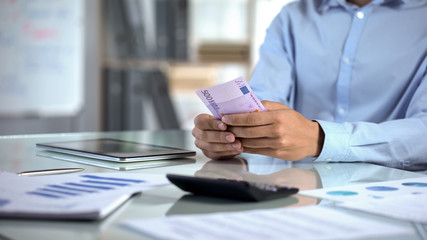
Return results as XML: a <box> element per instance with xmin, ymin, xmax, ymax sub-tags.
<box><xmin>318</xmin><ymin>0</ymin><xmax>427</xmax><ymax>13</ymax></box>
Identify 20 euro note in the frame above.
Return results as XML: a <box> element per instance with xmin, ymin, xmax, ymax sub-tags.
<box><xmin>196</xmin><ymin>77</ymin><xmax>266</xmax><ymax>119</ymax></box>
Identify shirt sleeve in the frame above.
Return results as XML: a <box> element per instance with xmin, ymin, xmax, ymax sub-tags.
<box><xmin>249</xmin><ymin>7</ymin><xmax>296</xmax><ymax>107</ymax></box>
<box><xmin>315</xmin><ymin>59</ymin><xmax>427</xmax><ymax>171</ymax></box>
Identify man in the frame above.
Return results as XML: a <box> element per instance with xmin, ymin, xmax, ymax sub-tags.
<box><xmin>192</xmin><ymin>0</ymin><xmax>427</xmax><ymax>171</ymax></box>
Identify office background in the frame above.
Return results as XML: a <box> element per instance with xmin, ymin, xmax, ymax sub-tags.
<box><xmin>0</xmin><ymin>0</ymin><xmax>289</xmax><ymax>135</ymax></box>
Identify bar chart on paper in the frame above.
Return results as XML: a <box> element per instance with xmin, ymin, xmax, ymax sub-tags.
<box><xmin>0</xmin><ymin>172</ymin><xmax>169</xmax><ymax>220</ymax></box>
<box><xmin>26</xmin><ymin>174</ymin><xmax>146</xmax><ymax>199</ymax></box>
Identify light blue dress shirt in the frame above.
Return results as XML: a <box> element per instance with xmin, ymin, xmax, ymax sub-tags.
<box><xmin>249</xmin><ymin>0</ymin><xmax>427</xmax><ymax>171</ymax></box>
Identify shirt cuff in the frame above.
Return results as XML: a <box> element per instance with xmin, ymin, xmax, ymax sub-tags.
<box><xmin>314</xmin><ymin>120</ymin><xmax>351</xmax><ymax>162</ymax></box>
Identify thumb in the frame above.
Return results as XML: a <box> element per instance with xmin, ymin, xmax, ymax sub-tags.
<box><xmin>261</xmin><ymin>100</ymin><xmax>291</xmax><ymax>111</ymax></box>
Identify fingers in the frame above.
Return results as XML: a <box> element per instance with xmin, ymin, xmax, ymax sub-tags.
<box><xmin>193</xmin><ymin>102</ymin><xmax>320</xmax><ymax>161</ymax></box>
<box><xmin>201</xmin><ymin>149</ymin><xmax>243</xmax><ymax>160</ymax></box>
<box><xmin>220</xmin><ymin>101</ymin><xmax>291</xmax><ymax>127</ymax></box>
<box><xmin>192</xmin><ymin>127</ymin><xmax>235</xmax><ymax>143</ymax></box>
<box><xmin>193</xmin><ymin>113</ymin><xmax>243</xmax><ymax>159</ymax></box>
<box><xmin>228</xmin><ymin>125</ymin><xmax>280</xmax><ymax>138</ymax></box>
<box><xmin>194</xmin><ymin>137</ymin><xmax>242</xmax><ymax>152</ymax></box>
<box><xmin>197</xmin><ymin>141</ymin><xmax>243</xmax><ymax>160</ymax></box>
<box><xmin>222</xmin><ymin>112</ymin><xmax>272</xmax><ymax>126</ymax></box>
<box><xmin>261</xmin><ymin>100</ymin><xmax>291</xmax><ymax>111</ymax></box>
<box><xmin>194</xmin><ymin>114</ymin><xmax>227</xmax><ymax>131</ymax></box>
<box><xmin>192</xmin><ymin>128</ymin><xmax>243</xmax><ymax>158</ymax></box>
<box><xmin>221</xmin><ymin>109</ymin><xmax>286</xmax><ymax>128</ymax></box>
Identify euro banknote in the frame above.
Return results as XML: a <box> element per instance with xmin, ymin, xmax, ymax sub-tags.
<box><xmin>196</xmin><ymin>77</ymin><xmax>266</xmax><ymax>119</ymax></box>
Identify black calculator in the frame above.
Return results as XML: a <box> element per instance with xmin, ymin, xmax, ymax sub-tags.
<box><xmin>166</xmin><ymin>174</ymin><xmax>299</xmax><ymax>202</ymax></box>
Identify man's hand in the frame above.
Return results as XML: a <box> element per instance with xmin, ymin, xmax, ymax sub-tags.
<box><xmin>194</xmin><ymin>158</ymin><xmax>248</xmax><ymax>180</ymax></box>
<box><xmin>222</xmin><ymin>100</ymin><xmax>324</xmax><ymax>161</ymax></box>
<box><xmin>192</xmin><ymin>114</ymin><xmax>243</xmax><ymax>159</ymax></box>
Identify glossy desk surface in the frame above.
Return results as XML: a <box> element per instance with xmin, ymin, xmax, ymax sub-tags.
<box><xmin>0</xmin><ymin>130</ymin><xmax>425</xmax><ymax>240</ymax></box>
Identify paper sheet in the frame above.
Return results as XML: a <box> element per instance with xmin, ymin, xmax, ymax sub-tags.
<box><xmin>0</xmin><ymin>172</ymin><xmax>169</xmax><ymax>220</ymax></box>
<box><xmin>300</xmin><ymin>177</ymin><xmax>427</xmax><ymax>201</ymax></box>
<box><xmin>300</xmin><ymin>177</ymin><xmax>427</xmax><ymax>223</ymax></box>
<box><xmin>122</xmin><ymin>206</ymin><xmax>410</xmax><ymax>240</ymax></box>
<box><xmin>339</xmin><ymin>194</ymin><xmax>427</xmax><ymax>224</ymax></box>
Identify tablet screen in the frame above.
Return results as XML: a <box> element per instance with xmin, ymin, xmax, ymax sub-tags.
<box><xmin>36</xmin><ymin>138</ymin><xmax>196</xmax><ymax>162</ymax></box>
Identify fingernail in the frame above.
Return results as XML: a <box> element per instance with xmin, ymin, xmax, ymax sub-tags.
<box><xmin>217</xmin><ymin>122</ymin><xmax>226</xmax><ymax>130</ymax></box>
<box><xmin>232</xmin><ymin>142</ymin><xmax>241</xmax><ymax>150</ymax></box>
<box><xmin>221</xmin><ymin>116</ymin><xmax>228</xmax><ymax>123</ymax></box>
<box><xmin>225</xmin><ymin>134</ymin><xmax>234</xmax><ymax>143</ymax></box>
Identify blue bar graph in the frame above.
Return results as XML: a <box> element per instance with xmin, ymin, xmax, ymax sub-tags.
<box><xmin>65</xmin><ymin>183</ymin><xmax>114</xmax><ymax>190</ymax></box>
<box><xmin>48</xmin><ymin>184</ymin><xmax>97</xmax><ymax>193</ymax></box>
<box><xmin>39</xmin><ymin>188</ymin><xmax>81</xmax><ymax>196</ymax></box>
<box><xmin>26</xmin><ymin>174</ymin><xmax>145</xmax><ymax>200</ymax></box>
<box><xmin>27</xmin><ymin>191</ymin><xmax>63</xmax><ymax>199</ymax></box>
<box><xmin>0</xmin><ymin>199</ymin><xmax>10</xmax><ymax>207</ymax></box>
<box><xmin>82</xmin><ymin>180</ymin><xmax>129</xmax><ymax>186</ymax></box>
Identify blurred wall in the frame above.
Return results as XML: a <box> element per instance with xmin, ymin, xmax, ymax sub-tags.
<box><xmin>0</xmin><ymin>0</ymin><xmax>100</xmax><ymax>135</ymax></box>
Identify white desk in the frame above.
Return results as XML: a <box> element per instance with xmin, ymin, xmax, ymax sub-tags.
<box><xmin>0</xmin><ymin>130</ymin><xmax>425</xmax><ymax>240</ymax></box>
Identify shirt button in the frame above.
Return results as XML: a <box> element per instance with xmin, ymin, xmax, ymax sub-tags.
<box><xmin>356</xmin><ymin>11</ymin><xmax>365</xmax><ymax>19</ymax></box>
<box><xmin>325</xmin><ymin>158</ymin><xmax>332</xmax><ymax>162</ymax></box>
<box><xmin>343</xmin><ymin>57</ymin><xmax>351</xmax><ymax>64</ymax></box>
<box><xmin>338</xmin><ymin>108</ymin><xmax>345</xmax><ymax>115</ymax></box>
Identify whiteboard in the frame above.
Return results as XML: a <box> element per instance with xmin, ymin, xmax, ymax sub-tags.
<box><xmin>0</xmin><ymin>0</ymin><xmax>84</xmax><ymax>117</ymax></box>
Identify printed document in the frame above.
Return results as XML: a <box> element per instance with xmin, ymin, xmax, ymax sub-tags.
<box><xmin>340</xmin><ymin>194</ymin><xmax>427</xmax><ymax>224</ymax></box>
<box><xmin>0</xmin><ymin>172</ymin><xmax>169</xmax><ymax>220</ymax></box>
<box><xmin>122</xmin><ymin>205</ymin><xmax>410</xmax><ymax>240</ymax></box>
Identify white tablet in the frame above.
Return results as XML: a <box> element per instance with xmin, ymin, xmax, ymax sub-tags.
<box><xmin>36</xmin><ymin>151</ymin><xmax>196</xmax><ymax>171</ymax></box>
<box><xmin>36</xmin><ymin>138</ymin><xmax>196</xmax><ymax>162</ymax></box>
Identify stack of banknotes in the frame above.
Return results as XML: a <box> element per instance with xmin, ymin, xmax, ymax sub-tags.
<box><xmin>196</xmin><ymin>76</ymin><xmax>266</xmax><ymax>119</ymax></box>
